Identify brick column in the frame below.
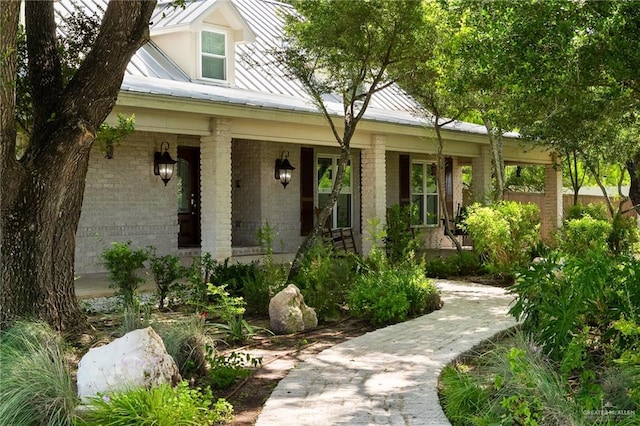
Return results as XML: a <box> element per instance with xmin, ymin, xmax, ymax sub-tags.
<box><xmin>472</xmin><ymin>146</ymin><xmax>492</xmax><ymax>204</ymax></box>
<box><xmin>200</xmin><ymin>118</ymin><xmax>233</xmax><ymax>260</ymax></box>
<box><xmin>543</xmin><ymin>154</ymin><xmax>563</xmax><ymax>241</ymax></box>
<box><xmin>361</xmin><ymin>134</ymin><xmax>387</xmax><ymax>254</ymax></box>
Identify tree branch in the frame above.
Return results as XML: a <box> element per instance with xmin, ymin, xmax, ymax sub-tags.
<box><xmin>25</xmin><ymin>1</ymin><xmax>63</xmax><ymax>133</ymax></box>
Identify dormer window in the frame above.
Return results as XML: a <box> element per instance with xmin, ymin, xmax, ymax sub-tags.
<box><xmin>201</xmin><ymin>30</ymin><xmax>227</xmax><ymax>81</ymax></box>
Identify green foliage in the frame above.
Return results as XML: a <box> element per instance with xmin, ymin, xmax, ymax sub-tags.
<box><xmin>463</xmin><ymin>201</ymin><xmax>541</xmax><ymax>276</ymax></box>
<box><xmin>101</xmin><ymin>241</ymin><xmax>149</xmax><ymax>309</ymax></box>
<box><xmin>348</xmin><ymin>250</ymin><xmax>441</xmax><ymax>325</ymax></box>
<box><xmin>439</xmin><ymin>364</ymin><xmax>493</xmax><ymax>426</ymax></box>
<box><xmin>425</xmin><ymin>251</ymin><xmax>484</xmax><ymax>278</ymax></box>
<box><xmin>292</xmin><ymin>242</ymin><xmax>357</xmax><ymax>321</ymax></box>
<box><xmin>213</xmin><ymin>316</ymin><xmax>272</xmax><ymax>346</ymax></box>
<box><xmin>558</xmin><ymin>215</ymin><xmax>612</xmax><ymax>255</ymax></box>
<box><xmin>510</xmin><ymin>249</ymin><xmax>640</xmax><ymax>363</ymax></box>
<box><xmin>78</xmin><ymin>381</ymin><xmax>233</xmax><ymax>426</ymax></box>
<box><xmin>153</xmin><ymin>316</ymin><xmax>212</xmax><ymax>379</ymax></box>
<box><xmin>384</xmin><ymin>204</ymin><xmax>425</xmax><ymax>264</ymax></box>
<box><xmin>147</xmin><ymin>247</ymin><xmax>186</xmax><ymax>309</ymax></box>
<box><xmin>505</xmin><ymin>165</ymin><xmax>546</xmax><ymax>193</ymax></box>
<box><xmin>205</xmin><ymin>283</ymin><xmax>246</xmax><ymax>322</ymax></box>
<box><xmin>0</xmin><ymin>321</ymin><xmax>79</xmax><ymax>426</ymax></box>
<box><xmin>240</xmin><ymin>223</ymin><xmax>288</xmax><ymax>316</ymax></box>
<box><xmin>120</xmin><ymin>303</ymin><xmax>151</xmax><ymax>335</ymax></box>
<box><xmin>439</xmin><ymin>332</ymin><xmax>581</xmax><ymax>426</ymax></box>
<box><xmin>565</xmin><ymin>203</ymin><xmax>609</xmax><ymax>221</ymax></box>
<box><xmin>95</xmin><ymin>113</ymin><xmax>136</xmax><ymax>158</ymax></box>
<box><xmin>205</xmin><ymin>347</ymin><xmax>262</xmax><ymax>390</ymax></box>
<box><xmin>607</xmin><ymin>212</ymin><xmax>640</xmax><ymax>255</ymax></box>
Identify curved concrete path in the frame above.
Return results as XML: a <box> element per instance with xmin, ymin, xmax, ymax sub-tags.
<box><xmin>255</xmin><ymin>280</ymin><xmax>517</xmax><ymax>426</ymax></box>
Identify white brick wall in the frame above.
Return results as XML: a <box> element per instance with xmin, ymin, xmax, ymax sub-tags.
<box><xmin>76</xmin><ymin>132</ymin><xmax>179</xmax><ymax>273</ymax></box>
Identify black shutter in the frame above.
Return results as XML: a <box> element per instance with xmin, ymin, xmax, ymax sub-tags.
<box><xmin>300</xmin><ymin>147</ymin><xmax>314</xmax><ymax>235</ymax></box>
<box><xmin>399</xmin><ymin>154</ymin><xmax>410</xmax><ymax>206</ymax></box>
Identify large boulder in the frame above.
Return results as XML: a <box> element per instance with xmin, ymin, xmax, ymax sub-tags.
<box><xmin>77</xmin><ymin>327</ymin><xmax>180</xmax><ymax>402</ymax></box>
<box><xmin>269</xmin><ymin>284</ymin><xmax>318</xmax><ymax>335</ymax></box>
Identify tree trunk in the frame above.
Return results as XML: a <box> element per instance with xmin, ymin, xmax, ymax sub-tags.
<box><xmin>1</xmin><ymin>0</ymin><xmax>156</xmax><ymax>332</ymax></box>
<box><xmin>1</xmin><ymin>129</ymin><xmax>92</xmax><ymax>332</ymax></box>
<box><xmin>481</xmin><ymin>114</ymin><xmax>505</xmax><ymax>201</ymax></box>
<box><xmin>626</xmin><ymin>151</ymin><xmax>640</xmax><ymax>212</ymax></box>
<box><xmin>434</xmin><ymin>124</ymin><xmax>462</xmax><ymax>252</ymax></box>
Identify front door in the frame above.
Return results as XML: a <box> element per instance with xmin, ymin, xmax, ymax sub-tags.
<box><xmin>177</xmin><ymin>147</ymin><xmax>201</xmax><ymax>247</ymax></box>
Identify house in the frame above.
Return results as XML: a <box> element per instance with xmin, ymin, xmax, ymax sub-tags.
<box><xmin>55</xmin><ymin>0</ymin><xmax>561</xmax><ymax>274</ymax></box>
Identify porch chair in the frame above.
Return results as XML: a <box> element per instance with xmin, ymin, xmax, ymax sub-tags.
<box><xmin>315</xmin><ymin>208</ymin><xmax>358</xmax><ymax>254</ymax></box>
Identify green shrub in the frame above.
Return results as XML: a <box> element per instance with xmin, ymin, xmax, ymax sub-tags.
<box><xmin>385</xmin><ymin>203</ymin><xmax>424</xmax><ymax>264</ymax></box>
<box><xmin>292</xmin><ymin>242</ymin><xmax>357</xmax><ymax>321</ymax></box>
<box><xmin>425</xmin><ymin>251</ymin><xmax>484</xmax><ymax>278</ymax></box>
<box><xmin>608</xmin><ymin>212</ymin><xmax>640</xmax><ymax>254</ymax></box>
<box><xmin>510</xmin><ymin>249</ymin><xmax>640</xmax><ymax>363</ymax></box>
<box><xmin>180</xmin><ymin>253</ymin><xmax>217</xmax><ymax>312</ymax></box>
<box><xmin>348</xmin><ymin>251</ymin><xmax>441</xmax><ymax>325</ymax></box>
<box><xmin>565</xmin><ymin>202</ymin><xmax>609</xmax><ymax>221</ymax></box>
<box><xmin>0</xmin><ymin>321</ymin><xmax>79</xmax><ymax>426</ymax></box>
<box><xmin>101</xmin><ymin>241</ymin><xmax>149</xmax><ymax>309</ymax></box>
<box><xmin>148</xmin><ymin>248</ymin><xmax>186</xmax><ymax>309</ymax></box>
<box><xmin>206</xmin><ymin>348</ymin><xmax>262</xmax><ymax>390</ymax></box>
<box><xmin>558</xmin><ymin>215</ymin><xmax>611</xmax><ymax>255</ymax></box>
<box><xmin>463</xmin><ymin>201</ymin><xmax>540</xmax><ymax>276</ymax></box>
<box><xmin>78</xmin><ymin>381</ymin><xmax>233</xmax><ymax>425</ymax></box>
<box><xmin>241</xmin><ymin>271</ymin><xmax>273</xmax><ymax>316</ymax></box>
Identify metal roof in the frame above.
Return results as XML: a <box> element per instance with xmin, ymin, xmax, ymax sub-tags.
<box><xmin>54</xmin><ymin>0</ymin><xmax>493</xmax><ymax>136</ymax></box>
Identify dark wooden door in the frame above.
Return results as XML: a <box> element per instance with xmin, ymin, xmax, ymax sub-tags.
<box><xmin>177</xmin><ymin>147</ymin><xmax>201</xmax><ymax>247</ymax></box>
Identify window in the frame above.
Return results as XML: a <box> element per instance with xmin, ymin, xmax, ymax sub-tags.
<box><xmin>317</xmin><ymin>156</ymin><xmax>352</xmax><ymax>228</ymax></box>
<box><xmin>201</xmin><ymin>30</ymin><xmax>226</xmax><ymax>81</ymax></box>
<box><xmin>412</xmin><ymin>162</ymin><xmax>438</xmax><ymax>225</ymax></box>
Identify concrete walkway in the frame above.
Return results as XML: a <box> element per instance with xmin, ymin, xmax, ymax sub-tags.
<box><xmin>256</xmin><ymin>280</ymin><xmax>517</xmax><ymax>426</ymax></box>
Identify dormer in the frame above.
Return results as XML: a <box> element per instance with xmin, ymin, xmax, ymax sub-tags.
<box><xmin>150</xmin><ymin>0</ymin><xmax>255</xmax><ymax>86</ymax></box>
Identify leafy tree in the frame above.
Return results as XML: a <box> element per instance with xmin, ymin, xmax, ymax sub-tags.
<box><xmin>1</xmin><ymin>1</ymin><xmax>157</xmax><ymax>332</ymax></box>
<box><xmin>451</xmin><ymin>1</ymin><xmax>640</xmax><ymax>213</ymax></box>
<box><xmin>278</xmin><ymin>0</ymin><xmax>432</xmax><ymax>277</ymax></box>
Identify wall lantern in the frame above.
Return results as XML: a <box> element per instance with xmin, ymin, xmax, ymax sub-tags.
<box><xmin>274</xmin><ymin>150</ymin><xmax>295</xmax><ymax>188</ymax></box>
<box><xmin>154</xmin><ymin>142</ymin><xmax>177</xmax><ymax>186</ymax></box>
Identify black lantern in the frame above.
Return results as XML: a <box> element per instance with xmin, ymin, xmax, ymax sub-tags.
<box><xmin>275</xmin><ymin>150</ymin><xmax>295</xmax><ymax>188</ymax></box>
<box><xmin>154</xmin><ymin>142</ymin><xmax>177</xmax><ymax>186</ymax></box>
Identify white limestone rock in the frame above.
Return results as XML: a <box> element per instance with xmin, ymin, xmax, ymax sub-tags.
<box><xmin>77</xmin><ymin>327</ymin><xmax>180</xmax><ymax>402</ymax></box>
<box><xmin>269</xmin><ymin>284</ymin><xmax>318</xmax><ymax>335</ymax></box>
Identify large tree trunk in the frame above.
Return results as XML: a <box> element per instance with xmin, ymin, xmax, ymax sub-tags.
<box><xmin>1</xmin><ymin>0</ymin><xmax>156</xmax><ymax>332</ymax></box>
<box><xmin>626</xmin><ymin>151</ymin><xmax>640</xmax><ymax>212</ymax></box>
<box><xmin>2</xmin><ymin>129</ymin><xmax>92</xmax><ymax>332</ymax></box>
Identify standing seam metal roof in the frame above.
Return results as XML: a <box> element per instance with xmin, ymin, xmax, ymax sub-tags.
<box><xmin>54</xmin><ymin>0</ymin><xmax>492</xmax><ymax>135</ymax></box>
